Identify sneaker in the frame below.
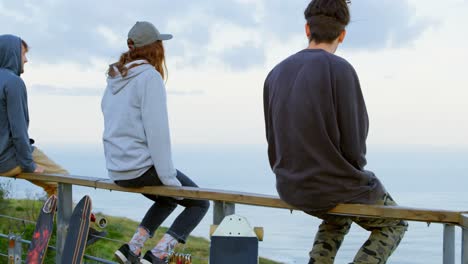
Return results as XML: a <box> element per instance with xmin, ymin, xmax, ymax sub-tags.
<box><xmin>114</xmin><ymin>244</ymin><xmax>141</xmax><ymax>264</ymax></box>
<box><xmin>141</xmin><ymin>250</ymin><xmax>167</xmax><ymax>264</ymax></box>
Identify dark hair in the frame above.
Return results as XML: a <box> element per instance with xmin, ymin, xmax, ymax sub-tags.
<box><xmin>21</xmin><ymin>39</ymin><xmax>29</xmax><ymax>52</ymax></box>
<box><xmin>304</xmin><ymin>0</ymin><xmax>351</xmax><ymax>44</ymax></box>
<box><xmin>108</xmin><ymin>40</ymin><xmax>167</xmax><ymax>79</ymax></box>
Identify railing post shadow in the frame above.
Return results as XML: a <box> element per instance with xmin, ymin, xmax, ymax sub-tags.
<box><xmin>443</xmin><ymin>224</ymin><xmax>455</xmax><ymax>264</ymax></box>
<box><xmin>56</xmin><ymin>183</ymin><xmax>72</xmax><ymax>263</ymax></box>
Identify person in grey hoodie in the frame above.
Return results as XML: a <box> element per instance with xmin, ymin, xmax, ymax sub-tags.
<box><xmin>101</xmin><ymin>22</ymin><xmax>209</xmax><ymax>264</ymax></box>
<box><xmin>0</xmin><ymin>34</ymin><xmax>68</xmax><ymax>196</ymax></box>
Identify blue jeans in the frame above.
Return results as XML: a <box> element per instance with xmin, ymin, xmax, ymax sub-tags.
<box><xmin>115</xmin><ymin>167</ymin><xmax>210</xmax><ymax>243</ymax></box>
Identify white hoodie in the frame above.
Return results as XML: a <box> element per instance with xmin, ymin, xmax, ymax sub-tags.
<box><xmin>101</xmin><ymin>60</ymin><xmax>181</xmax><ymax>186</ymax></box>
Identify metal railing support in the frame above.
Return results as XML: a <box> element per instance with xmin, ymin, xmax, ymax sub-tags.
<box><xmin>213</xmin><ymin>201</ymin><xmax>235</xmax><ymax>225</ymax></box>
<box><xmin>56</xmin><ymin>183</ymin><xmax>72</xmax><ymax>263</ymax></box>
<box><xmin>462</xmin><ymin>214</ymin><xmax>468</xmax><ymax>264</ymax></box>
<box><xmin>7</xmin><ymin>234</ymin><xmax>22</xmax><ymax>264</ymax></box>
<box><xmin>463</xmin><ymin>227</ymin><xmax>468</xmax><ymax>264</ymax></box>
<box><xmin>443</xmin><ymin>224</ymin><xmax>455</xmax><ymax>264</ymax></box>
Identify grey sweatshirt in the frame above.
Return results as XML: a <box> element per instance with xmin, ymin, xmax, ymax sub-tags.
<box><xmin>264</xmin><ymin>49</ymin><xmax>384</xmax><ymax>213</ymax></box>
<box><xmin>0</xmin><ymin>35</ymin><xmax>36</xmax><ymax>173</ymax></box>
<box><xmin>101</xmin><ymin>60</ymin><xmax>181</xmax><ymax>186</ymax></box>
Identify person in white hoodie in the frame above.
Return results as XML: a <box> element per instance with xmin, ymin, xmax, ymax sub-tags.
<box><xmin>101</xmin><ymin>21</ymin><xmax>209</xmax><ymax>264</ymax></box>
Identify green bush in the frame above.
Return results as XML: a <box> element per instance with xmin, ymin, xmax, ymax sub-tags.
<box><xmin>0</xmin><ymin>180</ymin><xmax>11</xmax><ymax>213</ymax></box>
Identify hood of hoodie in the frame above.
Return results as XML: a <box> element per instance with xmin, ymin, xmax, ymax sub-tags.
<box><xmin>107</xmin><ymin>60</ymin><xmax>155</xmax><ymax>95</ymax></box>
<box><xmin>0</xmin><ymin>35</ymin><xmax>22</xmax><ymax>76</ymax></box>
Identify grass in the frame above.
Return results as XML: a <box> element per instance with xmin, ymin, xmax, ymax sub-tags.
<box><xmin>0</xmin><ymin>198</ymin><xmax>282</xmax><ymax>264</ymax></box>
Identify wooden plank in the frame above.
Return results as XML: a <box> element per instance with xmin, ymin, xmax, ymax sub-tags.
<box><xmin>330</xmin><ymin>204</ymin><xmax>461</xmax><ymax>224</ymax></box>
<box><xmin>461</xmin><ymin>214</ymin><xmax>468</xmax><ymax>229</ymax></box>
<box><xmin>4</xmin><ymin>173</ymin><xmax>466</xmax><ymax>225</ymax></box>
<box><xmin>10</xmin><ymin>173</ymin><xmax>294</xmax><ymax>209</ymax></box>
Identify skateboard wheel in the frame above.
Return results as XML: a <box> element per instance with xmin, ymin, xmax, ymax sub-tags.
<box><xmin>95</xmin><ymin>217</ymin><xmax>107</xmax><ymax>228</ymax></box>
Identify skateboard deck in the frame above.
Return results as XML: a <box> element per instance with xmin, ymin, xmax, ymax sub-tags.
<box><xmin>61</xmin><ymin>195</ymin><xmax>92</xmax><ymax>264</ymax></box>
<box><xmin>26</xmin><ymin>195</ymin><xmax>57</xmax><ymax>264</ymax></box>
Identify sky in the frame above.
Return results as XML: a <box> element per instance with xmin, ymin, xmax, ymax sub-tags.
<box><xmin>1</xmin><ymin>0</ymin><xmax>467</xmax><ymax>149</ymax></box>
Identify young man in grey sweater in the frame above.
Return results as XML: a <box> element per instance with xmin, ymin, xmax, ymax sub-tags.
<box><xmin>263</xmin><ymin>1</ymin><xmax>407</xmax><ymax>263</ymax></box>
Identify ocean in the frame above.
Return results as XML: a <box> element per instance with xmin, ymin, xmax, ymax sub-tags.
<box><xmin>5</xmin><ymin>144</ymin><xmax>468</xmax><ymax>263</ymax></box>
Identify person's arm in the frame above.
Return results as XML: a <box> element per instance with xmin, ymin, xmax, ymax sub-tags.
<box><xmin>141</xmin><ymin>73</ymin><xmax>181</xmax><ymax>187</ymax></box>
<box><xmin>5</xmin><ymin>78</ymin><xmax>36</xmax><ymax>172</ymax></box>
<box><xmin>334</xmin><ymin>62</ymin><xmax>369</xmax><ymax>170</ymax></box>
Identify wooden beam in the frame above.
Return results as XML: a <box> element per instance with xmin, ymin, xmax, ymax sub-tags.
<box><xmin>460</xmin><ymin>214</ymin><xmax>468</xmax><ymax>229</ymax></box>
<box><xmin>11</xmin><ymin>173</ymin><xmax>293</xmax><ymax>208</ymax></box>
<box><xmin>4</xmin><ymin>173</ymin><xmax>466</xmax><ymax>226</ymax></box>
<box><xmin>330</xmin><ymin>204</ymin><xmax>461</xmax><ymax>225</ymax></box>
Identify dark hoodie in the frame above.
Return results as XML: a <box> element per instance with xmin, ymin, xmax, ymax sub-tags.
<box><xmin>0</xmin><ymin>35</ymin><xmax>35</xmax><ymax>173</ymax></box>
<box><xmin>264</xmin><ymin>49</ymin><xmax>385</xmax><ymax>214</ymax></box>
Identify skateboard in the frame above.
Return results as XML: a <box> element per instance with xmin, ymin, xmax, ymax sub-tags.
<box><xmin>25</xmin><ymin>195</ymin><xmax>58</xmax><ymax>264</ymax></box>
<box><xmin>61</xmin><ymin>195</ymin><xmax>92</xmax><ymax>264</ymax></box>
<box><xmin>86</xmin><ymin>213</ymin><xmax>108</xmax><ymax>246</ymax></box>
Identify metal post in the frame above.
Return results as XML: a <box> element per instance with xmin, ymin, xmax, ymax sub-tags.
<box><xmin>463</xmin><ymin>227</ymin><xmax>468</xmax><ymax>264</ymax></box>
<box><xmin>8</xmin><ymin>234</ymin><xmax>22</xmax><ymax>264</ymax></box>
<box><xmin>443</xmin><ymin>224</ymin><xmax>455</xmax><ymax>264</ymax></box>
<box><xmin>462</xmin><ymin>214</ymin><xmax>468</xmax><ymax>264</ymax></box>
<box><xmin>56</xmin><ymin>183</ymin><xmax>72</xmax><ymax>263</ymax></box>
<box><xmin>213</xmin><ymin>201</ymin><xmax>235</xmax><ymax>225</ymax></box>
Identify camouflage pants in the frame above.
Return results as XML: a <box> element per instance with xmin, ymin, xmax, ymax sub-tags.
<box><xmin>309</xmin><ymin>193</ymin><xmax>408</xmax><ymax>264</ymax></box>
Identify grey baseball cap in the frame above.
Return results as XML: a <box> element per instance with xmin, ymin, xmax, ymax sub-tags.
<box><xmin>128</xmin><ymin>21</ymin><xmax>172</xmax><ymax>47</ymax></box>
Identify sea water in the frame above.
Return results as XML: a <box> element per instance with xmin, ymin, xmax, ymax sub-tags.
<box><xmin>6</xmin><ymin>144</ymin><xmax>468</xmax><ymax>264</ymax></box>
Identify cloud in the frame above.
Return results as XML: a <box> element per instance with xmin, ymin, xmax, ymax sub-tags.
<box><xmin>30</xmin><ymin>85</ymin><xmax>103</xmax><ymax>96</ymax></box>
<box><xmin>222</xmin><ymin>42</ymin><xmax>265</xmax><ymax>70</ymax></box>
<box><xmin>261</xmin><ymin>0</ymin><xmax>435</xmax><ymax>50</ymax></box>
<box><xmin>30</xmin><ymin>84</ymin><xmax>203</xmax><ymax>97</ymax></box>
<box><xmin>345</xmin><ymin>0</ymin><xmax>437</xmax><ymax>49</ymax></box>
<box><xmin>167</xmin><ymin>89</ymin><xmax>205</xmax><ymax>96</ymax></box>
<box><xmin>1</xmin><ymin>0</ymin><xmax>434</xmax><ymax>69</ymax></box>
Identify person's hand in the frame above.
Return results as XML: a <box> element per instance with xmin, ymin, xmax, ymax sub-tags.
<box><xmin>159</xmin><ymin>176</ymin><xmax>184</xmax><ymax>200</ymax></box>
<box><xmin>34</xmin><ymin>165</ymin><xmax>45</xmax><ymax>173</ymax></box>
<box><xmin>160</xmin><ymin>177</ymin><xmax>182</xmax><ymax>187</ymax></box>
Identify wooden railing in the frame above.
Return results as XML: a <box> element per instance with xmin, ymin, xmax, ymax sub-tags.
<box><xmin>2</xmin><ymin>173</ymin><xmax>468</xmax><ymax>264</ymax></box>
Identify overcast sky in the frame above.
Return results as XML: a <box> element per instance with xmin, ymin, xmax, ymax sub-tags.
<box><xmin>1</xmin><ymin>0</ymin><xmax>467</xmax><ymax>148</ymax></box>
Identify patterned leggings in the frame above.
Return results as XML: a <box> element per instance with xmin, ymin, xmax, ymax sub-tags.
<box><xmin>309</xmin><ymin>193</ymin><xmax>408</xmax><ymax>264</ymax></box>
